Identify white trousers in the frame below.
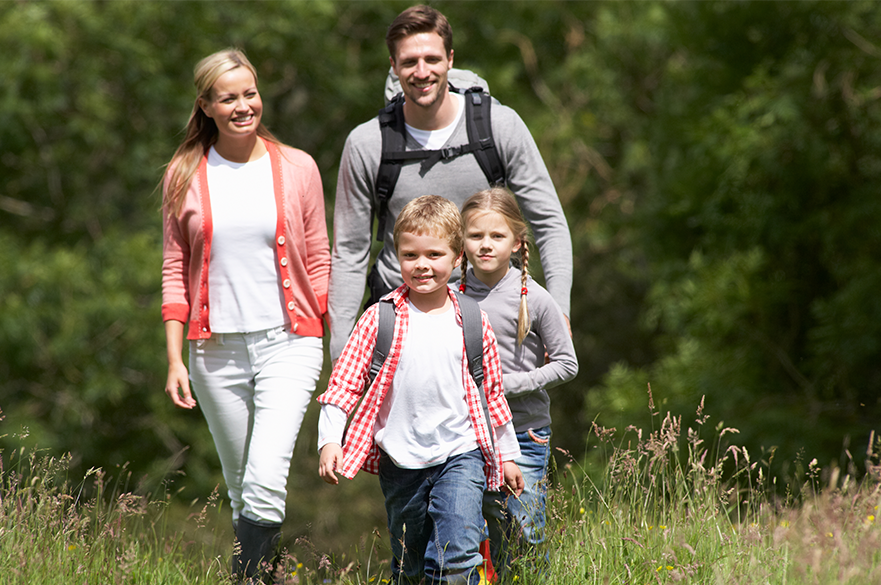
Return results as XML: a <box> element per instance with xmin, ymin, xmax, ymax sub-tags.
<box><xmin>189</xmin><ymin>325</ymin><xmax>323</xmax><ymax>524</ymax></box>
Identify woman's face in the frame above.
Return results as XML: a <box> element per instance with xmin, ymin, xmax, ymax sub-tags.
<box><xmin>199</xmin><ymin>67</ymin><xmax>263</xmax><ymax>144</ymax></box>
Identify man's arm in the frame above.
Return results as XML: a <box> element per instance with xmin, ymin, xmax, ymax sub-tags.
<box><xmin>494</xmin><ymin>105</ymin><xmax>573</xmax><ymax>317</ymax></box>
<box><xmin>328</xmin><ymin>130</ymin><xmax>377</xmax><ymax>360</ymax></box>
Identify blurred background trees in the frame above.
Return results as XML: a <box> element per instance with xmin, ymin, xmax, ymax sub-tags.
<box><xmin>2</xmin><ymin>0</ymin><xmax>880</xmax><ymax>552</ymax></box>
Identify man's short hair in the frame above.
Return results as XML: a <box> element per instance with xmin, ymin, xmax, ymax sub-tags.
<box><xmin>386</xmin><ymin>4</ymin><xmax>453</xmax><ymax>61</ymax></box>
<box><xmin>393</xmin><ymin>195</ymin><xmax>463</xmax><ymax>255</ymax></box>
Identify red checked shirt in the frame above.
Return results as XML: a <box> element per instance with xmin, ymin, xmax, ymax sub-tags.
<box><xmin>316</xmin><ymin>285</ymin><xmax>512</xmax><ymax>491</ymax></box>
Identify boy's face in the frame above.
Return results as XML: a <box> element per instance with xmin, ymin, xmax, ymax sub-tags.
<box><xmin>396</xmin><ymin>230</ymin><xmax>462</xmax><ymax>302</ymax></box>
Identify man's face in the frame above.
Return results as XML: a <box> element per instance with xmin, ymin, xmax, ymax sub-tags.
<box><xmin>391</xmin><ymin>32</ymin><xmax>453</xmax><ymax>112</ymax></box>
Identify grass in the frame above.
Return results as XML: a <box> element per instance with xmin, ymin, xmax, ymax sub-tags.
<box><xmin>2</xmin><ymin>393</ymin><xmax>881</xmax><ymax>584</ymax></box>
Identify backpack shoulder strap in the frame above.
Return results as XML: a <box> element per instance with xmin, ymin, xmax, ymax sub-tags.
<box><xmin>369</xmin><ymin>298</ymin><xmax>396</xmax><ymax>384</ymax></box>
<box><xmin>374</xmin><ymin>96</ymin><xmax>408</xmax><ymax>242</ymax></box>
<box><xmin>464</xmin><ymin>88</ymin><xmax>506</xmax><ymax>187</ymax></box>
<box><xmin>456</xmin><ymin>292</ymin><xmax>485</xmax><ymax>389</ymax></box>
<box><xmin>455</xmin><ymin>292</ymin><xmax>494</xmax><ymax>452</ymax></box>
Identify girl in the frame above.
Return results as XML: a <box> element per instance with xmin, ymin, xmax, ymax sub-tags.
<box><xmin>459</xmin><ymin>187</ymin><xmax>578</xmax><ymax>574</ymax></box>
<box><xmin>161</xmin><ymin>48</ymin><xmax>330</xmax><ymax>582</ymax></box>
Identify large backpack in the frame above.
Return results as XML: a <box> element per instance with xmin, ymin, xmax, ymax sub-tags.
<box><xmin>372</xmin><ymin>68</ymin><xmax>507</xmax><ymax>243</ymax></box>
<box><xmin>368</xmin><ymin>292</ymin><xmax>495</xmax><ymax>451</ymax></box>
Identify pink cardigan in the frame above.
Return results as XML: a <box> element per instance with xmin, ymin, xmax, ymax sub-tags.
<box><xmin>161</xmin><ymin>140</ymin><xmax>330</xmax><ymax>340</ymax></box>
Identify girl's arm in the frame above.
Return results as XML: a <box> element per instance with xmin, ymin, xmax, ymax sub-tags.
<box><xmin>503</xmin><ymin>288</ymin><xmax>578</xmax><ymax>395</ymax></box>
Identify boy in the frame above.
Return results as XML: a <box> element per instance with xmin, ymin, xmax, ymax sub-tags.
<box><xmin>318</xmin><ymin>195</ymin><xmax>524</xmax><ymax>584</ymax></box>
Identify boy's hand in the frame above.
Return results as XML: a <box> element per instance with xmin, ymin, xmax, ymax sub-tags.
<box><xmin>502</xmin><ymin>461</ymin><xmax>524</xmax><ymax>497</ymax></box>
<box><xmin>318</xmin><ymin>444</ymin><xmax>343</xmax><ymax>485</ymax></box>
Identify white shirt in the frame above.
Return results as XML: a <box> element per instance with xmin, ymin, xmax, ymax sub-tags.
<box><xmin>206</xmin><ymin>146</ymin><xmax>286</xmax><ymax>333</ymax></box>
<box><xmin>318</xmin><ymin>297</ymin><xmax>521</xmax><ymax>464</ymax></box>
<box><xmin>405</xmin><ymin>92</ymin><xmax>464</xmax><ymax>149</ymax></box>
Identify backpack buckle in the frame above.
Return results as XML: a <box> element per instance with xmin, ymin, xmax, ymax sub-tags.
<box><xmin>440</xmin><ymin>146</ymin><xmax>460</xmax><ymax>160</ymax></box>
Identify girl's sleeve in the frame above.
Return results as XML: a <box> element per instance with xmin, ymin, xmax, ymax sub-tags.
<box><xmin>503</xmin><ymin>289</ymin><xmax>579</xmax><ymax>395</ymax></box>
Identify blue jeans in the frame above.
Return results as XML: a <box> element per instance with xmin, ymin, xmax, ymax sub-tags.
<box><xmin>378</xmin><ymin>449</ymin><xmax>486</xmax><ymax>585</ymax></box>
<box><xmin>483</xmin><ymin>426</ymin><xmax>551</xmax><ymax>571</ymax></box>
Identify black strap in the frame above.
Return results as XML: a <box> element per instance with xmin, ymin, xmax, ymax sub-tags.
<box><xmin>374</xmin><ymin>97</ymin><xmax>407</xmax><ymax>242</ymax></box>
<box><xmin>456</xmin><ymin>293</ymin><xmax>494</xmax><ymax>453</ymax></box>
<box><xmin>368</xmin><ymin>298</ymin><xmax>397</xmax><ymax>385</ymax></box>
<box><xmin>464</xmin><ymin>89</ymin><xmax>506</xmax><ymax>188</ymax></box>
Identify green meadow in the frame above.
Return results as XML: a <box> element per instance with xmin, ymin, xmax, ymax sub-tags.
<box><xmin>4</xmin><ymin>396</ymin><xmax>879</xmax><ymax>585</ymax></box>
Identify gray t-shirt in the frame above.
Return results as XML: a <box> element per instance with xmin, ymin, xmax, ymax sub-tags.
<box><xmin>329</xmin><ymin>96</ymin><xmax>573</xmax><ymax>359</ymax></box>
<box><xmin>460</xmin><ymin>268</ymin><xmax>578</xmax><ymax>432</ymax></box>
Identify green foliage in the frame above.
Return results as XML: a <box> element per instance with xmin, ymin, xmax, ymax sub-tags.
<box><xmin>588</xmin><ymin>0</ymin><xmax>881</xmax><ymax>476</ymax></box>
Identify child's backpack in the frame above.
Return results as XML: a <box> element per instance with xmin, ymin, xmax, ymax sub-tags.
<box><xmin>372</xmin><ymin>68</ymin><xmax>507</xmax><ymax>242</ymax></box>
<box><xmin>368</xmin><ymin>292</ymin><xmax>495</xmax><ymax>451</ymax></box>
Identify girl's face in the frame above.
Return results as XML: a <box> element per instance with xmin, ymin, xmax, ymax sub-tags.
<box><xmin>464</xmin><ymin>210</ymin><xmax>521</xmax><ymax>288</ymax></box>
<box><xmin>199</xmin><ymin>67</ymin><xmax>263</xmax><ymax>146</ymax></box>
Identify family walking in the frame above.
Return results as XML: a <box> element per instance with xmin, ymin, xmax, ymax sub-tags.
<box><xmin>161</xmin><ymin>5</ymin><xmax>577</xmax><ymax>584</ymax></box>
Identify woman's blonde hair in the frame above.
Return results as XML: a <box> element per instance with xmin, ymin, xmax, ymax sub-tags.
<box><xmin>460</xmin><ymin>187</ymin><xmax>532</xmax><ymax>345</ymax></box>
<box><xmin>161</xmin><ymin>48</ymin><xmax>280</xmax><ymax>216</ymax></box>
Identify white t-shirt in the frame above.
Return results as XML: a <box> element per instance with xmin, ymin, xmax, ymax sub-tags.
<box><xmin>373</xmin><ymin>300</ymin><xmax>478</xmax><ymax>468</ymax></box>
<box><xmin>206</xmin><ymin>146</ymin><xmax>286</xmax><ymax>333</ymax></box>
<box><xmin>404</xmin><ymin>92</ymin><xmax>464</xmax><ymax>149</ymax></box>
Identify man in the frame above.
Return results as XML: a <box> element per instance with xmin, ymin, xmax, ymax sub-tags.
<box><xmin>329</xmin><ymin>4</ymin><xmax>572</xmax><ymax>360</ymax></box>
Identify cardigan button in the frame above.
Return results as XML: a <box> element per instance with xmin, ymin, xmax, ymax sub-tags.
<box><xmin>293</xmin><ymin>323</ymin><xmax>298</xmax><ymax>333</ymax></box>
<box><xmin>283</xmin><ymin>279</ymin><xmax>291</xmax><ymax>289</ymax></box>
<box><xmin>287</xmin><ymin>301</ymin><xmax>295</xmax><ymax>311</ymax></box>
<box><xmin>277</xmin><ymin>235</ymin><xmax>285</xmax><ymax>246</ymax></box>
<box><xmin>280</xmin><ymin>257</ymin><xmax>288</xmax><ymax>267</ymax></box>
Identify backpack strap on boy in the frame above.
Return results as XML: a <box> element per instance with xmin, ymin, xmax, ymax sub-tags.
<box><xmin>368</xmin><ymin>298</ymin><xmax>397</xmax><ymax>385</ymax></box>
<box><xmin>367</xmin><ymin>292</ymin><xmax>495</xmax><ymax>452</ymax></box>
<box><xmin>455</xmin><ymin>292</ymin><xmax>495</xmax><ymax>452</ymax></box>
<box><xmin>373</xmin><ymin>83</ymin><xmax>506</xmax><ymax>243</ymax></box>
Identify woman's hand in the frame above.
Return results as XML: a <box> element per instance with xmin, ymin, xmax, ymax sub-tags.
<box><xmin>166</xmin><ymin>361</ymin><xmax>196</xmax><ymax>409</ymax></box>
<box><xmin>164</xmin><ymin>320</ymin><xmax>196</xmax><ymax>409</ymax></box>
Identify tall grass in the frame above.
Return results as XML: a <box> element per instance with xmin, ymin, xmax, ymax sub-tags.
<box><xmin>0</xmin><ymin>416</ymin><xmax>229</xmax><ymax>584</ymax></box>
<box><xmin>3</xmin><ymin>394</ymin><xmax>881</xmax><ymax>584</ymax></box>
<box><xmin>536</xmin><ymin>388</ymin><xmax>881</xmax><ymax>584</ymax></box>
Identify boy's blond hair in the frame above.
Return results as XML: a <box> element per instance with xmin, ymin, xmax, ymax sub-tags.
<box><xmin>393</xmin><ymin>195</ymin><xmax>464</xmax><ymax>255</ymax></box>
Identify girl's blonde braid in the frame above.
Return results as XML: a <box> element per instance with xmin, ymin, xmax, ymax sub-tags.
<box><xmin>517</xmin><ymin>240</ymin><xmax>532</xmax><ymax>345</ymax></box>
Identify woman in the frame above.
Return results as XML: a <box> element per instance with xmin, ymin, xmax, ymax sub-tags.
<box><xmin>161</xmin><ymin>48</ymin><xmax>329</xmax><ymax>582</ymax></box>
